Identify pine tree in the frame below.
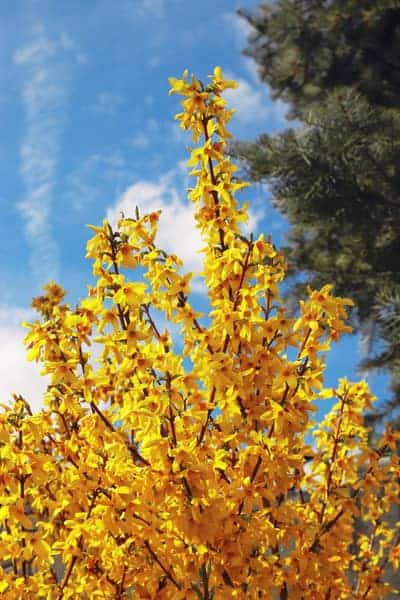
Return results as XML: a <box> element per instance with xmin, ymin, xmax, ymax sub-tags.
<box><xmin>233</xmin><ymin>0</ymin><xmax>400</xmax><ymax>421</ymax></box>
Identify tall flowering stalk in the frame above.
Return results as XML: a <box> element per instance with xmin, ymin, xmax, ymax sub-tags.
<box><xmin>0</xmin><ymin>69</ymin><xmax>398</xmax><ymax>599</ymax></box>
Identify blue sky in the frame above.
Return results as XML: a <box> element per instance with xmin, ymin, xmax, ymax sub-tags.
<box><xmin>0</xmin><ymin>0</ymin><xmax>388</xmax><ymax>414</ymax></box>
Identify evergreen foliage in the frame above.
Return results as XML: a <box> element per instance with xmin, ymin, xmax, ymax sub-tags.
<box><xmin>238</xmin><ymin>0</ymin><xmax>400</xmax><ymax>116</ymax></box>
<box><xmin>233</xmin><ymin>0</ymin><xmax>400</xmax><ymax>421</ymax></box>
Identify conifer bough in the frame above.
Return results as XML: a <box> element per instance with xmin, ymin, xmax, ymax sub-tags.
<box><xmin>0</xmin><ymin>69</ymin><xmax>399</xmax><ymax>599</ymax></box>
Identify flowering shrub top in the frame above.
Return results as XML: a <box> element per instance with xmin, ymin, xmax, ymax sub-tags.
<box><xmin>0</xmin><ymin>68</ymin><xmax>398</xmax><ymax>599</ymax></box>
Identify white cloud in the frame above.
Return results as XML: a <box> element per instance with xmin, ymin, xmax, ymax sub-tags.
<box><xmin>14</xmin><ymin>27</ymin><xmax>83</xmax><ymax>283</ymax></box>
<box><xmin>14</xmin><ymin>38</ymin><xmax>55</xmax><ymax>65</ymax></box>
<box><xmin>13</xmin><ymin>30</ymin><xmax>88</xmax><ymax>67</ymax></box>
<box><xmin>242</xmin><ymin>57</ymin><xmax>262</xmax><ymax>85</ymax></box>
<box><xmin>222</xmin><ymin>10</ymin><xmax>253</xmax><ymax>48</ymax></box>
<box><xmin>107</xmin><ymin>174</ymin><xmax>203</xmax><ymax>273</ymax></box>
<box><xmin>15</xmin><ymin>36</ymin><xmax>62</xmax><ymax>282</ymax></box>
<box><xmin>219</xmin><ymin>14</ymin><xmax>291</xmax><ymax>132</ymax></box>
<box><xmin>130</xmin><ymin>132</ymin><xmax>151</xmax><ymax>149</ymax></box>
<box><xmin>124</xmin><ymin>0</ymin><xmax>166</xmax><ymax>20</ymax></box>
<box><xmin>148</xmin><ymin>56</ymin><xmax>160</xmax><ymax>69</ymax></box>
<box><xmin>244</xmin><ymin>204</ymin><xmax>263</xmax><ymax>235</ymax></box>
<box><xmin>66</xmin><ymin>152</ymin><xmax>131</xmax><ymax>211</ymax></box>
<box><xmin>59</xmin><ymin>32</ymin><xmax>88</xmax><ymax>64</ymax></box>
<box><xmin>223</xmin><ymin>73</ymin><xmax>288</xmax><ymax>129</ymax></box>
<box><xmin>221</xmin><ymin>11</ymin><xmax>263</xmax><ymax>84</ymax></box>
<box><xmin>93</xmin><ymin>91</ymin><xmax>125</xmax><ymax>116</ymax></box>
<box><xmin>224</xmin><ymin>76</ymin><xmax>266</xmax><ymax>124</ymax></box>
<box><xmin>0</xmin><ymin>307</ymin><xmax>47</xmax><ymax>412</ymax></box>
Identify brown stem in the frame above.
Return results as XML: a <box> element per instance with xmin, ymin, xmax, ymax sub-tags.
<box><xmin>280</xmin><ymin>582</ymin><xmax>288</xmax><ymax>600</ymax></box>
<box><xmin>90</xmin><ymin>400</ymin><xmax>150</xmax><ymax>466</ymax></box>
<box><xmin>165</xmin><ymin>372</ymin><xmax>178</xmax><ymax>448</ymax></box>
<box><xmin>298</xmin><ymin>327</ymin><xmax>312</xmax><ymax>358</ymax></box>
<box><xmin>16</xmin><ymin>429</ymin><xmax>29</xmax><ymax>581</ymax></box>
<box><xmin>16</xmin><ymin>395</ymin><xmax>33</xmax><ymax>416</ymax></box>
<box><xmin>57</xmin><ymin>490</ymin><xmax>99</xmax><ymax>598</ymax></box>
<box><xmin>132</xmin><ymin>512</ymin><xmax>151</xmax><ymax>526</ymax></box>
<box><xmin>107</xmin><ymin>223</ymin><xmax>128</xmax><ymax>331</ymax></box>
<box><xmin>192</xmin><ymin>317</ymin><xmax>214</xmax><ymax>354</ymax></box>
<box><xmin>202</xmin><ymin>118</ymin><xmax>226</xmax><ymax>252</ymax></box>
<box><xmin>144</xmin><ymin>540</ymin><xmax>181</xmax><ymax>590</ymax></box>
<box><xmin>142</xmin><ymin>303</ymin><xmax>162</xmax><ymax>340</ymax></box>
<box><xmin>53</xmin><ymin>410</ymin><xmax>71</xmax><ymax>437</ymax></box>
<box><xmin>353</xmin><ymin>520</ymin><xmax>380</xmax><ymax>595</ymax></box>
<box><xmin>250</xmin><ymin>455</ymin><xmax>262</xmax><ymax>483</ymax></box>
<box><xmin>117</xmin><ymin>566</ymin><xmax>127</xmax><ymax>599</ymax></box>
<box><xmin>319</xmin><ymin>394</ymin><xmax>346</xmax><ymax>524</ymax></box>
<box><xmin>238</xmin><ymin>456</ymin><xmax>262</xmax><ymax>515</ymax></box>
<box><xmin>197</xmin><ymin>385</ymin><xmax>216</xmax><ymax>446</ymax></box>
<box><xmin>361</xmin><ymin>531</ymin><xmax>400</xmax><ymax>598</ymax></box>
<box><xmin>182</xmin><ymin>476</ymin><xmax>193</xmax><ymax>502</ymax></box>
<box><xmin>309</xmin><ymin>508</ymin><xmax>344</xmax><ymax>553</ymax></box>
<box><xmin>232</xmin><ymin>243</ymin><xmax>252</xmax><ymax>311</ymax></box>
<box><xmin>265</xmin><ymin>289</ymin><xmax>273</xmax><ymax>319</ymax></box>
<box><xmin>198</xmin><ymin>244</ymin><xmax>253</xmax><ymax>445</ymax></box>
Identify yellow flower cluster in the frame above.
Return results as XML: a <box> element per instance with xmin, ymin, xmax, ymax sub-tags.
<box><xmin>0</xmin><ymin>68</ymin><xmax>398</xmax><ymax>599</ymax></box>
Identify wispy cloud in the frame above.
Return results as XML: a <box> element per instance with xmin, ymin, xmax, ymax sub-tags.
<box><xmin>220</xmin><ymin>13</ymin><xmax>291</xmax><ymax>133</ymax></box>
<box><xmin>66</xmin><ymin>151</ymin><xmax>132</xmax><ymax>211</ymax></box>
<box><xmin>0</xmin><ymin>306</ymin><xmax>47</xmax><ymax>412</ymax></box>
<box><xmin>222</xmin><ymin>71</ymin><xmax>289</xmax><ymax>133</ymax></box>
<box><xmin>222</xmin><ymin>9</ymin><xmax>253</xmax><ymax>48</ymax></box>
<box><xmin>93</xmin><ymin>91</ymin><xmax>125</xmax><ymax>116</ymax></box>
<box><xmin>222</xmin><ymin>10</ymin><xmax>261</xmax><ymax>82</ymax></box>
<box><xmin>147</xmin><ymin>56</ymin><xmax>160</xmax><ymax>69</ymax></box>
<box><xmin>123</xmin><ymin>0</ymin><xmax>166</xmax><ymax>20</ymax></box>
<box><xmin>14</xmin><ymin>25</ymin><xmax>79</xmax><ymax>283</ymax></box>
<box><xmin>59</xmin><ymin>32</ymin><xmax>88</xmax><ymax>64</ymax></box>
<box><xmin>224</xmin><ymin>75</ymin><xmax>269</xmax><ymax>124</ymax></box>
<box><xmin>130</xmin><ymin>132</ymin><xmax>151</xmax><ymax>149</ymax></box>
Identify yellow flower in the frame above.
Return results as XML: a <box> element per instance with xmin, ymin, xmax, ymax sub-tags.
<box><xmin>0</xmin><ymin>68</ymin><xmax>397</xmax><ymax>600</ymax></box>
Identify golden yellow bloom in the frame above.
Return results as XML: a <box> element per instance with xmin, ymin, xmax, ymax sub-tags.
<box><xmin>0</xmin><ymin>69</ymin><xmax>398</xmax><ymax>600</ymax></box>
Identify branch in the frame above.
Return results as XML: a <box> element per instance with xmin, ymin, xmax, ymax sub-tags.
<box><xmin>144</xmin><ymin>540</ymin><xmax>181</xmax><ymax>590</ymax></box>
<box><xmin>90</xmin><ymin>400</ymin><xmax>150</xmax><ymax>466</ymax></box>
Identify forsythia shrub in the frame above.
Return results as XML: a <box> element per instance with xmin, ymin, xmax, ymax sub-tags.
<box><xmin>0</xmin><ymin>69</ymin><xmax>399</xmax><ymax>600</ymax></box>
